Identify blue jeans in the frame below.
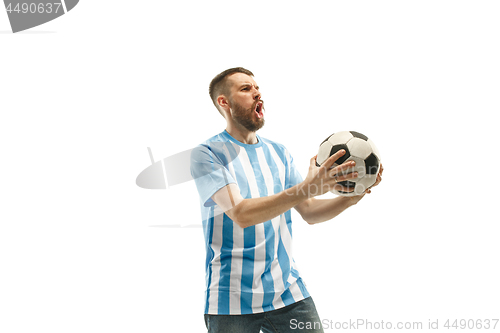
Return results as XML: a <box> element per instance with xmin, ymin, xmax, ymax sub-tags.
<box><xmin>204</xmin><ymin>297</ymin><xmax>324</xmax><ymax>333</ymax></box>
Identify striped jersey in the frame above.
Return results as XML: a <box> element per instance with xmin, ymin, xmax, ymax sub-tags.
<box><xmin>190</xmin><ymin>130</ymin><xmax>310</xmax><ymax>315</ymax></box>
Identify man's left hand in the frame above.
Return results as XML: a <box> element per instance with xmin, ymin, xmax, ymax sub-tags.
<box><xmin>365</xmin><ymin>163</ymin><xmax>383</xmax><ymax>194</ymax></box>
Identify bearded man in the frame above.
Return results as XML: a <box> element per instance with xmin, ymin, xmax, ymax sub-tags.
<box><xmin>190</xmin><ymin>67</ymin><xmax>382</xmax><ymax>333</ymax></box>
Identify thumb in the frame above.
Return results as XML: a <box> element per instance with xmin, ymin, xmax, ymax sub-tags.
<box><xmin>310</xmin><ymin>155</ymin><xmax>318</xmax><ymax>166</ymax></box>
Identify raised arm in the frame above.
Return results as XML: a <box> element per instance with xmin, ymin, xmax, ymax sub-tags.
<box><xmin>294</xmin><ymin>163</ymin><xmax>384</xmax><ymax>224</ymax></box>
<box><xmin>212</xmin><ymin>149</ymin><xmax>357</xmax><ymax>228</ymax></box>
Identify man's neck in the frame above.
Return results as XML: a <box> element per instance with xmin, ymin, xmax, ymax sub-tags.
<box><xmin>225</xmin><ymin>124</ymin><xmax>259</xmax><ymax>145</ymax></box>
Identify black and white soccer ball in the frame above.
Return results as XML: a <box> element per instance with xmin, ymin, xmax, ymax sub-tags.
<box><xmin>316</xmin><ymin>131</ymin><xmax>381</xmax><ymax>196</ymax></box>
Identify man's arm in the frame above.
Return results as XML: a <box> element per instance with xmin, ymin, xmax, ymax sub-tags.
<box><xmin>294</xmin><ymin>196</ymin><xmax>360</xmax><ymax>225</ymax></box>
<box><xmin>294</xmin><ymin>163</ymin><xmax>384</xmax><ymax>224</ymax></box>
<box><xmin>213</xmin><ymin>182</ymin><xmax>312</xmax><ymax>228</ymax></box>
<box><xmin>211</xmin><ymin>149</ymin><xmax>357</xmax><ymax>228</ymax></box>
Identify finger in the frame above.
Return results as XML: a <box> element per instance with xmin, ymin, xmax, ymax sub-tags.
<box><xmin>332</xmin><ymin>171</ymin><xmax>358</xmax><ymax>183</ymax></box>
<box><xmin>310</xmin><ymin>155</ymin><xmax>318</xmax><ymax>167</ymax></box>
<box><xmin>330</xmin><ymin>159</ymin><xmax>356</xmax><ymax>177</ymax></box>
<box><xmin>322</xmin><ymin>149</ymin><xmax>346</xmax><ymax>170</ymax></box>
<box><xmin>369</xmin><ymin>174</ymin><xmax>382</xmax><ymax>189</ymax></box>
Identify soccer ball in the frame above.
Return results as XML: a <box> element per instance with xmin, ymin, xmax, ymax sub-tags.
<box><xmin>316</xmin><ymin>131</ymin><xmax>381</xmax><ymax>196</ymax></box>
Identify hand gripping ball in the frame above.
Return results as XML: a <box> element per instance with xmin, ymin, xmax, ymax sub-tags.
<box><xmin>316</xmin><ymin>131</ymin><xmax>381</xmax><ymax>196</ymax></box>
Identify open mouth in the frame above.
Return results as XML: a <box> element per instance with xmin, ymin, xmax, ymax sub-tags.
<box><xmin>254</xmin><ymin>101</ymin><xmax>264</xmax><ymax>119</ymax></box>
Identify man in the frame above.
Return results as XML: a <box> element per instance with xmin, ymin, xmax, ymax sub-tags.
<box><xmin>190</xmin><ymin>67</ymin><xmax>382</xmax><ymax>333</ymax></box>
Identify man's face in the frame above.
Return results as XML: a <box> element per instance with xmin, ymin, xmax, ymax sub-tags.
<box><xmin>226</xmin><ymin>73</ymin><xmax>265</xmax><ymax>132</ymax></box>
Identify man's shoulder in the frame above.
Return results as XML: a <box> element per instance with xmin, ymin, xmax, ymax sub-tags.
<box><xmin>259</xmin><ymin>135</ymin><xmax>289</xmax><ymax>153</ymax></box>
<box><xmin>191</xmin><ymin>131</ymin><xmax>240</xmax><ymax>164</ymax></box>
<box><xmin>192</xmin><ymin>131</ymin><xmax>232</xmax><ymax>153</ymax></box>
<box><xmin>198</xmin><ymin>131</ymin><xmax>228</xmax><ymax>146</ymax></box>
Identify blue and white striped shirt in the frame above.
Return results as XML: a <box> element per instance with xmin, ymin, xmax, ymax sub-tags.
<box><xmin>190</xmin><ymin>130</ymin><xmax>310</xmax><ymax>315</ymax></box>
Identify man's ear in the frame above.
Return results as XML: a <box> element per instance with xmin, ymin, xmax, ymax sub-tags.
<box><xmin>217</xmin><ymin>95</ymin><xmax>230</xmax><ymax>110</ymax></box>
<box><xmin>217</xmin><ymin>95</ymin><xmax>231</xmax><ymax>119</ymax></box>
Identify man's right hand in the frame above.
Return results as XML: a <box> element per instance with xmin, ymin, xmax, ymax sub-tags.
<box><xmin>301</xmin><ymin>149</ymin><xmax>359</xmax><ymax>198</ymax></box>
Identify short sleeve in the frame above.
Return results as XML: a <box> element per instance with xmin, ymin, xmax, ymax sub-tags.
<box><xmin>287</xmin><ymin>150</ymin><xmax>304</xmax><ymax>189</ymax></box>
<box><xmin>190</xmin><ymin>144</ymin><xmax>236</xmax><ymax>207</ymax></box>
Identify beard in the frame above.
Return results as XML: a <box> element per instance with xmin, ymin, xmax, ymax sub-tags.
<box><xmin>229</xmin><ymin>98</ymin><xmax>265</xmax><ymax>132</ymax></box>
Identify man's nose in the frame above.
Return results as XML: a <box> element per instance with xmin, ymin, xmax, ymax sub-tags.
<box><xmin>252</xmin><ymin>87</ymin><xmax>261</xmax><ymax>100</ymax></box>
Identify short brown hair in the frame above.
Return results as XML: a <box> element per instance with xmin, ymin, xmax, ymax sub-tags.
<box><xmin>209</xmin><ymin>67</ymin><xmax>254</xmax><ymax>113</ymax></box>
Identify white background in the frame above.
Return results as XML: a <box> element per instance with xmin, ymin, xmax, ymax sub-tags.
<box><xmin>1</xmin><ymin>1</ymin><xmax>499</xmax><ymax>332</ymax></box>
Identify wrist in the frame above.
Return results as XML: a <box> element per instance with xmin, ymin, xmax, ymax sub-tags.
<box><xmin>288</xmin><ymin>181</ymin><xmax>312</xmax><ymax>202</ymax></box>
<box><xmin>296</xmin><ymin>179</ymin><xmax>318</xmax><ymax>200</ymax></box>
<box><xmin>346</xmin><ymin>193</ymin><xmax>365</xmax><ymax>206</ymax></box>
